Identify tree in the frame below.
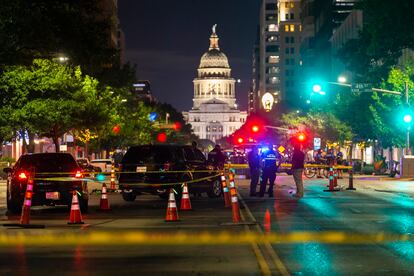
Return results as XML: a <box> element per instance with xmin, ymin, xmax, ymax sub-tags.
<box><xmin>0</xmin><ymin>59</ymin><xmax>114</xmax><ymax>152</ymax></box>
<box><xmin>337</xmin><ymin>0</ymin><xmax>414</xmax><ymax>83</ymax></box>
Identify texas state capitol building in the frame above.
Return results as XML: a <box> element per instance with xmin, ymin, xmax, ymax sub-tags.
<box><xmin>183</xmin><ymin>25</ymin><xmax>247</xmax><ymax>143</ymax></box>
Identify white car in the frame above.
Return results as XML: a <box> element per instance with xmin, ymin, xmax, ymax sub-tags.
<box><xmin>90</xmin><ymin>159</ymin><xmax>113</xmax><ymax>173</ymax></box>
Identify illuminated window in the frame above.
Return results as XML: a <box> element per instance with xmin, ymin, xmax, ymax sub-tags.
<box><xmin>268</xmin><ymin>24</ymin><xmax>278</xmax><ymax>32</ymax></box>
<box><xmin>268</xmin><ymin>56</ymin><xmax>279</xmax><ymax>64</ymax></box>
<box><xmin>290</xmin><ymin>25</ymin><xmax>295</xmax><ymax>32</ymax></box>
<box><xmin>285</xmin><ymin>25</ymin><xmax>289</xmax><ymax>32</ymax></box>
<box><xmin>290</xmin><ymin>2</ymin><xmax>295</xmax><ymax>8</ymax></box>
<box><xmin>299</xmin><ymin>24</ymin><xmax>302</xmax><ymax>32</ymax></box>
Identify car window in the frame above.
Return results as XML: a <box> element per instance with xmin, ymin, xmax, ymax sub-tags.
<box><xmin>122</xmin><ymin>146</ymin><xmax>176</xmax><ymax>164</ymax></box>
<box><xmin>183</xmin><ymin>146</ymin><xmax>205</xmax><ymax>163</ymax></box>
<box><xmin>17</xmin><ymin>154</ymin><xmax>78</xmax><ymax>172</ymax></box>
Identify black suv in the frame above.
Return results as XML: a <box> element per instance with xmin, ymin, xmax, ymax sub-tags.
<box><xmin>118</xmin><ymin>145</ymin><xmax>222</xmax><ymax>201</ymax></box>
<box><xmin>3</xmin><ymin>153</ymin><xmax>88</xmax><ymax>214</ymax></box>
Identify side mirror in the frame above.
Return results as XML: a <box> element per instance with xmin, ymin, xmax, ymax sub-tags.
<box><xmin>3</xmin><ymin>167</ymin><xmax>12</xmax><ymax>174</ymax></box>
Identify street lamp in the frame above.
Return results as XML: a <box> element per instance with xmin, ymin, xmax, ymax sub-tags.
<box><xmin>403</xmin><ymin>114</ymin><xmax>412</xmax><ymax>124</ymax></box>
<box><xmin>338</xmin><ymin>76</ymin><xmax>347</xmax><ymax>83</ymax></box>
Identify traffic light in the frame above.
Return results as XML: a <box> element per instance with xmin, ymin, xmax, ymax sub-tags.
<box><xmin>112</xmin><ymin>124</ymin><xmax>120</xmax><ymax>135</ymax></box>
<box><xmin>173</xmin><ymin>122</ymin><xmax>182</xmax><ymax>131</ymax></box>
<box><xmin>251</xmin><ymin>125</ymin><xmax>260</xmax><ymax>133</ymax></box>
<box><xmin>403</xmin><ymin>114</ymin><xmax>412</xmax><ymax>124</ymax></box>
<box><xmin>157</xmin><ymin>132</ymin><xmax>167</xmax><ymax>143</ymax></box>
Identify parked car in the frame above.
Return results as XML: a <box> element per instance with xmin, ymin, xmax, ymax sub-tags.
<box><xmin>90</xmin><ymin>159</ymin><xmax>112</xmax><ymax>173</ymax></box>
<box><xmin>118</xmin><ymin>144</ymin><xmax>222</xmax><ymax>202</ymax></box>
<box><xmin>76</xmin><ymin>158</ymin><xmax>102</xmax><ymax>176</ymax></box>
<box><xmin>3</xmin><ymin>153</ymin><xmax>88</xmax><ymax>214</ymax></box>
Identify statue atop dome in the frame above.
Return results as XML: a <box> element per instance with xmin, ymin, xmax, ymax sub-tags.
<box><xmin>212</xmin><ymin>24</ymin><xmax>217</xmax><ymax>34</ymax></box>
<box><xmin>209</xmin><ymin>25</ymin><xmax>220</xmax><ymax>50</ymax></box>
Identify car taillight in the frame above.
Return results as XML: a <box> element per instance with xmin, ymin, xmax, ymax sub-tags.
<box><xmin>75</xmin><ymin>171</ymin><xmax>82</xmax><ymax>178</ymax></box>
<box><xmin>18</xmin><ymin>171</ymin><xmax>28</xmax><ymax>180</ymax></box>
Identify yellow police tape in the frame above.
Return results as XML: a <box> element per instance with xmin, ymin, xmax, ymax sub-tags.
<box><xmin>34</xmin><ymin>173</ymin><xmax>222</xmax><ymax>186</ymax></box>
<box><xmin>0</xmin><ymin>231</ymin><xmax>412</xmax><ymax>246</ymax></box>
<box><xmin>225</xmin><ymin>164</ymin><xmax>352</xmax><ymax>170</ymax></box>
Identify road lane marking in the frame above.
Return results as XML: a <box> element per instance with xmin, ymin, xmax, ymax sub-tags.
<box><xmin>239</xmin><ymin>194</ymin><xmax>291</xmax><ymax>276</ymax></box>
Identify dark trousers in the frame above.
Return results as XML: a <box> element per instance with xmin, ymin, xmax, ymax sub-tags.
<box><xmin>260</xmin><ymin>170</ymin><xmax>276</xmax><ymax>196</ymax></box>
<box><xmin>249</xmin><ymin>168</ymin><xmax>260</xmax><ymax>195</ymax></box>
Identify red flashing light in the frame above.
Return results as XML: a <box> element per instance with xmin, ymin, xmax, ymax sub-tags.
<box><xmin>248</xmin><ymin>137</ymin><xmax>254</xmax><ymax>143</ymax></box>
<box><xmin>251</xmin><ymin>125</ymin><xmax>260</xmax><ymax>133</ymax></box>
<box><xmin>173</xmin><ymin>122</ymin><xmax>182</xmax><ymax>131</ymax></box>
<box><xmin>237</xmin><ymin>137</ymin><xmax>244</xmax><ymax>144</ymax></box>
<box><xmin>18</xmin><ymin>171</ymin><xmax>28</xmax><ymax>180</ymax></box>
<box><xmin>157</xmin><ymin>132</ymin><xmax>167</xmax><ymax>143</ymax></box>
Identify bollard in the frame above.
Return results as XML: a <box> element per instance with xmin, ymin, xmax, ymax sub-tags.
<box><xmin>333</xmin><ymin>168</ymin><xmax>338</xmax><ymax>187</ymax></box>
<box><xmin>346</xmin><ymin>161</ymin><xmax>356</xmax><ymax>190</ymax></box>
<box><xmin>324</xmin><ymin>167</ymin><xmax>340</xmax><ymax>192</ymax></box>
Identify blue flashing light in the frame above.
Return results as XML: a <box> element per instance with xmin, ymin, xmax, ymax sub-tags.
<box><xmin>312</xmin><ymin>84</ymin><xmax>322</xmax><ymax>93</ymax></box>
<box><xmin>96</xmin><ymin>174</ymin><xmax>106</xmax><ymax>182</ymax></box>
<box><xmin>149</xmin><ymin>112</ymin><xmax>158</xmax><ymax>122</ymax></box>
<box><xmin>403</xmin><ymin>114</ymin><xmax>412</xmax><ymax>124</ymax></box>
<box><xmin>260</xmin><ymin>146</ymin><xmax>269</xmax><ymax>153</ymax></box>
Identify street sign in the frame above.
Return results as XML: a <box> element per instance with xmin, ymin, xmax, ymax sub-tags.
<box><xmin>351</xmin><ymin>83</ymin><xmax>372</xmax><ymax>93</ymax></box>
<box><xmin>314</xmin><ymin>138</ymin><xmax>321</xmax><ymax>150</ymax></box>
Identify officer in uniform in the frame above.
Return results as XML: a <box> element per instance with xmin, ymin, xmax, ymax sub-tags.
<box><xmin>247</xmin><ymin>146</ymin><xmax>261</xmax><ymax>196</ymax></box>
<box><xmin>259</xmin><ymin>144</ymin><xmax>281</xmax><ymax>197</ymax></box>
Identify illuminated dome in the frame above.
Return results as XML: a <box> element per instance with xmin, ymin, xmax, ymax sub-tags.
<box><xmin>199</xmin><ymin>26</ymin><xmax>230</xmax><ymax>69</ymax></box>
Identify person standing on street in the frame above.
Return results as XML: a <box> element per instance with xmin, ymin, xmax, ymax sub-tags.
<box><xmin>292</xmin><ymin>143</ymin><xmax>305</xmax><ymax>198</ymax></box>
<box><xmin>259</xmin><ymin>144</ymin><xmax>281</xmax><ymax>197</ymax></box>
<box><xmin>248</xmin><ymin>147</ymin><xmax>261</xmax><ymax>196</ymax></box>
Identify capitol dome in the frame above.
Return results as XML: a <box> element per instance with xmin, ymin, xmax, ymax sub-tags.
<box><xmin>199</xmin><ymin>49</ymin><xmax>230</xmax><ymax>69</ymax></box>
<box><xmin>199</xmin><ymin>25</ymin><xmax>230</xmax><ymax>69</ymax></box>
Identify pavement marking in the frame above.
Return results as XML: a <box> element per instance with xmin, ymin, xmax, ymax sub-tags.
<box><xmin>239</xmin><ymin>194</ymin><xmax>291</xmax><ymax>276</ymax></box>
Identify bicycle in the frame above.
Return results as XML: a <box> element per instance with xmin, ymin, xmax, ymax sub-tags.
<box><xmin>304</xmin><ymin>162</ymin><xmax>329</xmax><ymax>178</ymax></box>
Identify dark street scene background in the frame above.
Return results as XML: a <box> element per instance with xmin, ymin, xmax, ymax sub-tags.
<box><xmin>0</xmin><ymin>0</ymin><xmax>414</xmax><ymax>275</ymax></box>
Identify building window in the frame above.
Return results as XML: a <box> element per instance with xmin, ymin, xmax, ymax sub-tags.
<box><xmin>290</xmin><ymin>47</ymin><xmax>295</xmax><ymax>54</ymax></box>
<box><xmin>267</xmin><ymin>35</ymin><xmax>278</xmax><ymax>42</ymax></box>
<box><xmin>290</xmin><ymin>13</ymin><xmax>294</xmax><ymax>20</ymax></box>
<box><xmin>290</xmin><ymin>25</ymin><xmax>295</xmax><ymax>32</ymax></box>
<box><xmin>206</xmin><ymin>127</ymin><xmax>210</xmax><ymax>132</ymax></box>
<box><xmin>285</xmin><ymin>14</ymin><xmax>289</xmax><ymax>20</ymax></box>
<box><xmin>266</xmin><ymin>3</ymin><xmax>277</xmax><ymax>10</ymax></box>
<box><xmin>285</xmin><ymin>37</ymin><xmax>289</xmax><ymax>43</ymax></box>
<box><xmin>290</xmin><ymin>37</ymin><xmax>295</xmax><ymax>43</ymax></box>
<box><xmin>268</xmin><ymin>24</ymin><xmax>278</xmax><ymax>32</ymax></box>
<box><xmin>268</xmin><ymin>55</ymin><xmax>279</xmax><ymax>64</ymax></box>
<box><xmin>285</xmin><ymin>59</ymin><xmax>290</xmax><ymax>65</ymax></box>
<box><xmin>285</xmin><ymin>48</ymin><xmax>290</xmax><ymax>54</ymax></box>
<box><xmin>284</xmin><ymin>25</ymin><xmax>289</xmax><ymax>32</ymax></box>
<box><xmin>270</xmin><ymin>77</ymin><xmax>279</xmax><ymax>84</ymax></box>
<box><xmin>269</xmin><ymin>66</ymin><xmax>279</xmax><ymax>74</ymax></box>
<box><xmin>266</xmin><ymin>45</ymin><xmax>279</xmax><ymax>52</ymax></box>
<box><xmin>266</xmin><ymin>14</ymin><xmax>277</xmax><ymax>21</ymax></box>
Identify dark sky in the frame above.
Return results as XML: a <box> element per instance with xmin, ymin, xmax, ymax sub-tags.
<box><xmin>118</xmin><ymin>0</ymin><xmax>261</xmax><ymax>112</ymax></box>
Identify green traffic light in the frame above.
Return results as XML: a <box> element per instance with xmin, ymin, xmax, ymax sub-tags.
<box><xmin>312</xmin><ymin>84</ymin><xmax>322</xmax><ymax>93</ymax></box>
<box><xmin>403</xmin><ymin>114</ymin><xmax>412</xmax><ymax>123</ymax></box>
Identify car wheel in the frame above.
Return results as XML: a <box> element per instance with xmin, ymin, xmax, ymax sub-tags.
<box><xmin>122</xmin><ymin>190</ymin><xmax>137</xmax><ymax>202</ymax></box>
<box><xmin>207</xmin><ymin>179</ymin><xmax>222</xmax><ymax>198</ymax></box>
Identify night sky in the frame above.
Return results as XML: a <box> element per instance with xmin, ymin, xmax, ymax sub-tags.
<box><xmin>118</xmin><ymin>0</ymin><xmax>261</xmax><ymax>112</ymax></box>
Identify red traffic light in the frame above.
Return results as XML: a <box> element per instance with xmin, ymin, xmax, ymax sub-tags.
<box><xmin>251</xmin><ymin>125</ymin><xmax>260</xmax><ymax>133</ymax></box>
<box><xmin>157</xmin><ymin>132</ymin><xmax>167</xmax><ymax>143</ymax></box>
<box><xmin>297</xmin><ymin>133</ymin><xmax>306</xmax><ymax>142</ymax></box>
<box><xmin>112</xmin><ymin>124</ymin><xmax>121</xmax><ymax>134</ymax></box>
<box><xmin>173</xmin><ymin>122</ymin><xmax>182</xmax><ymax>131</ymax></box>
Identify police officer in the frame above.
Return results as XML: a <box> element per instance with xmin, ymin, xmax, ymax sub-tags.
<box><xmin>259</xmin><ymin>144</ymin><xmax>281</xmax><ymax>197</ymax></box>
<box><xmin>248</xmin><ymin>146</ymin><xmax>261</xmax><ymax>196</ymax></box>
<box><xmin>208</xmin><ymin>145</ymin><xmax>226</xmax><ymax>169</ymax></box>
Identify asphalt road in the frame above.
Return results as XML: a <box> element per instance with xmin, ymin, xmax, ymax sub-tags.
<box><xmin>0</xmin><ymin>175</ymin><xmax>414</xmax><ymax>275</ymax></box>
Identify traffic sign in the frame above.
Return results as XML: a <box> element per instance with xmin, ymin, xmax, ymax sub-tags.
<box><xmin>351</xmin><ymin>83</ymin><xmax>372</xmax><ymax>93</ymax></box>
<box><xmin>314</xmin><ymin>138</ymin><xmax>321</xmax><ymax>150</ymax></box>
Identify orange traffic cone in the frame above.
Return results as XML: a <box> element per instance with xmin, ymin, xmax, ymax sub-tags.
<box><xmin>98</xmin><ymin>183</ymin><xmax>111</xmax><ymax>211</ymax></box>
<box><xmin>165</xmin><ymin>189</ymin><xmax>179</xmax><ymax>222</ymax></box>
<box><xmin>220</xmin><ymin>173</ymin><xmax>231</xmax><ymax>208</ymax></box>
<box><xmin>3</xmin><ymin>169</ymin><xmax>44</xmax><ymax>228</ymax></box>
<box><xmin>230</xmin><ymin>187</ymin><xmax>241</xmax><ymax>223</ymax></box>
<box><xmin>68</xmin><ymin>191</ymin><xmax>84</xmax><ymax>224</ymax></box>
<box><xmin>180</xmin><ymin>183</ymin><xmax>192</xmax><ymax>211</ymax></box>
<box><xmin>264</xmin><ymin>209</ymin><xmax>271</xmax><ymax>233</ymax></box>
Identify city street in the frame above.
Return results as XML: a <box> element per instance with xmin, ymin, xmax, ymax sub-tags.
<box><xmin>1</xmin><ymin>175</ymin><xmax>413</xmax><ymax>275</ymax></box>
